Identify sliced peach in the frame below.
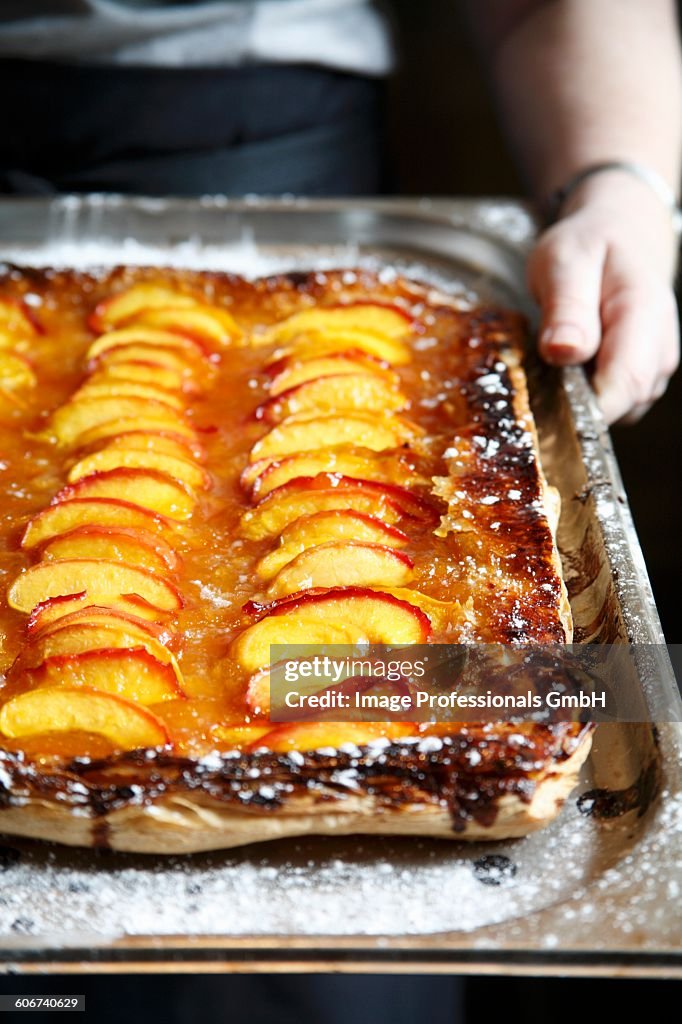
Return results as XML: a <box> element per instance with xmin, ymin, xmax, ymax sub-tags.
<box><xmin>258</xmin><ymin>303</ymin><xmax>412</xmax><ymax>345</ymax></box>
<box><xmin>68</xmin><ymin>448</ymin><xmax>210</xmax><ymax>492</ymax></box>
<box><xmin>90</xmin><ymin>360</ymin><xmax>197</xmax><ymax>392</ymax></box>
<box><xmin>40</xmin><ymin>526</ymin><xmax>180</xmax><ymax>575</ymax></box>
<box><xmin>75</xmin><ymin>418</ymin><xmax>202</xmax><ymax>454</ymax></box>
<box><xmin>93</xmin><ymin>429</ymin><xmax>206</xmax><ymax>463</ymax></box>
<box><xmin>21</xmin><ymin>617</ymin><xmax>162</xmax><ymax>656</ymax></box>
<box><xmin>18</xmin><ymin>614</ymin><xmax>180</xmax><ymax>679</ymax></box>
<box><xmin>251</xmin><ymin>721</ymin><xmax>415</xmax><ymax>753</ymax></box>
<box><xmin>89</xmin><ymin>284</ymin><xmax>198</xmax><ymax>332</ymax></box>
<box><xmin>8</xmin><ymin>559</ymin><xmax>183</xmax><ymax>614</ymax></box>
<box><xmin>21</xmin><ymin>498</ymin><xmax>175</xmax><ymax>549</ymax></box>
<box><xmin>0</xmin><ymin>351</ymin><xmax>36</xmax><ymax>389</ymax></box>
<box><xmin>270</xmin><ymin>331</ymin><xmax>411</xmax><ymax>368</ymax></box>
<box><xmin>47</xmin><ymin>396</ymin><xmax>193</xmax><ymax>446</ymax></box>
<box><xmin>255</xmin><ymin>374</ymin><xmax>408</xmax><ymax>424</ymax></box>
<box><xmin>266</xmin><ymin>542</ymin><xmax>414</xmax><ymax>598</ymax></box>
<box><xmin>86</xmin><ymin>328</ymin><xmax>211</xmax><ymax>363</ymax></box>
<box><xmin>268</xmin><ymin>352</ymin><xmax>397</xmax><ymax>394</ymax></box>
<box><xmin>27</xmin><ymin>593</ymin><xmax>172</xmax><ymax>634</ymax></box>
<box><xmin>256</xmin><ymin>511</ymin><xmax>409</xmax><ymax>579</ymax></box>
<box><xmin>138</xmin><ymin>306</ymin><xmax>242</xmax><ymax>345</ymax></box>
<box><xmin>0</xmin><ymin>685</ymin><xmax>171</xmax><ymax>749</ymax></box>
<box><xmin>240</xmin><ymin>483</ymin><xmax>398</xmax><ymax>539</ymax></box>
<box><xmin>0</xmin><ymin>297</ymin><xmax>42</xmax><ymax>336</ymax></box>
<box><xmin>240</xmin><ymin>475</ymin><xmax>434</xmax><ymax>540</ymax></box>
<box><xmin>15</xmin><ymin>624</ymin><xmax>184</xmax><ymax>688</ymax></box>
<box><xmin>250</xmin><ymin>412</ymin><xmax>423</xmax><ymax>461</ymax></box>
<box><xmin>243</xmin><ymin>447</ymin><xmax>423</xmax><ymax>500</ymax></box>
<box><xmin>28</xmin><ymin>604</ymin><xmax>170</xmax><ymax>641</ymax></box>
<box><xmin>71</xmin><ymin>380</ymin><xmax>186</xmax><ymax>411</ymax></box>
<box><xmin>233</xmin><ymin>588</ymin><xmax>431</xmax><ymax>673</ymax></box>
<box><xmin>52</xmin><ymin>469</ymin><xmax>196</xmax><ymax>521</ymax></box>
<box><xmin>16</xmin><ymin>648</ymin><xmax>182</xmax><ymax>705</ymax></box>
<box><xmin>91</xmin><ymin>342</ymin><xmax>210</xmax><ymax>375</ymax></box>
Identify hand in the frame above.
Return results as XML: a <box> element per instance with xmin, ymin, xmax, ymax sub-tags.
<box><xmin>527</xmin><ymin>173</ymin><xmax>680</xmax><ymax>423</ymax></box>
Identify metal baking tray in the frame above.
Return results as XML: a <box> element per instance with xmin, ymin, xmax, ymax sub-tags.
<box><xmin>0</xmin><ymin>195</ymin><xmax>679</xmax><ymax>977</ymax></box>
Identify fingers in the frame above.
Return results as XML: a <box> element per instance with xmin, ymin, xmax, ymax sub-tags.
<box><xmin>528</xmin><ymin>226</ymin><xmax>607</xmax><ymax>366</ymax></box>
<box><xmin>592</xmin><ymin>260</ymin><xmax>679</xmax><ymax>424</ymax></box>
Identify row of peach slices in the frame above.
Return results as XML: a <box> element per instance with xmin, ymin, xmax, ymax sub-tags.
<box><xmin>1</xmin><ymin>284</ymin><xmax>242</xmax><ymax>752</ymax></box>
<box><xmin>0</xmin><ymin>297</ymin><xmax>42</xmax><ymax>415</ymax></box>
<box><xmin>230</xmin><ymin>301</ymin><xmax>461</xmax><ymax>731</ymax></box>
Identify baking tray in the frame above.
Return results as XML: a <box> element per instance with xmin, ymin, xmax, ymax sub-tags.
<box><xmin>0</xmin><ymin>195</ymin><xmax>679</xmax><ymax>977</ymax></box>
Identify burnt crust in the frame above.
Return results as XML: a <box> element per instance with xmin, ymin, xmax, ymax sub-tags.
<box><xmin>0</xmin><ymin>724</ymin><xmax>593</xmax><ymax>852</ymax></box>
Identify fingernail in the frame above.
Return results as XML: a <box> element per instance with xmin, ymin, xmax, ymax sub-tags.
<box><xmin>540</xmin><ymin>324</ymin><xmax>584</xmax><ymax>364</ymax></box>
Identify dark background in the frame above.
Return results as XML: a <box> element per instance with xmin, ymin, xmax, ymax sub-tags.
<box><xmin>386</xmin><ymin>0</ymin><xmax>680</xmax><ymax>642</ymax></box>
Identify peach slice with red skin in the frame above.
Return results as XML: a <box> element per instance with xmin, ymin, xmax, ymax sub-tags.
<box><xmin>47</xmin><ymin>395</ymin><xmax>194</xmax><ymax>447</ymax></box>
<box><xmin>13</xmin><ymin>623</ymin><xmax>184</xmax><ymax>688</ymax></box>
<box><xmin>0</xmin><ymin>686</ymin><xmax>171</xmax><ymax>750</ymax></box>
<box><xmin>86</xmin><ymin>328</ymin><xmax>213</xmax><ymax>364</ymax></box>
<box><xmin>8</xmin><ymin>559</ymin><xmax>184</xmax><ymax>614</ymax></box>
<box><xmin>266</xmin><ymin>542</ymin><xmax>414</xmax><ymax>598</ymax></box>
<box><xmin>268</xmin><ymin>331</ymin><xmax>411</xmax><ymax>368</ymax></box>
<box><xmin>52</xmin><ymin>469</ymin><xmax>196</xmax><ymax>522</ymax></box>
<box><xmin>240</xmin><ymin>474</ymin><xmax>435</xmax><ymax>540</ymax></box>
<box><xmin>233</xmin><ymin>587</ymin><xmax>431</xmax><ymax>673</ymax></box>
<box><xmin>248</xmin><ymin>720</ymin><xmax>416</xmax><ymax>753</ymax></box>
<box><xmin>89</xmin><ymin>284</ymin><xmax>198</xmax><ymax>332</ymax></box>
<box><xmin>256</xmin><ymin>510</ymin><xmax>409</xmax><ymax>579</ymax></box>
<box><xmin>90</xmin><ymin>342</ymin><xmax>212</xmax><ymax>377</ymax></box>
<box><xmin>75</xmin><ymin>421</ymin><xmax>204</xmax><ymax>459</ymax></box>
<box><xmin>16</xmin><ymin>648</ymin><xmax>184</xmax><ymax>705</ymax></box>
<box><xmin>71</xmin><ymin>380</ymin><xmax>186</xmax><ymax>411</ymax></box>
<box><xmin>0</xmin><ymin>351</ymin><xmax>37</xmax><ymax>389</ymax></box>
<box><xmin>257</xmin><ymin>302</ymin><xmax>413</xmax><ymax>345</ymax></box>
<box><xmin>0</xmin><ymin>297</ymin><xmax>43</xmax><ymax>336</ymax></box>
<box><xmin>40</xmin><ymin>525</ymin><xmax>180</xmax><ymax>576</ymax></box>
<box><xmin>137</xmin><ymin>306</ymin><xmax>242</xmax><ymax>346</ymax></box>
<box><xmin>67</xmin><ymin>448</ymin><xmax>210</xmax><ymax>492</ymax></box>
<box><xmin>21</xmin><ymin>498</ymin><xmax>176</xmax><ymax>549</ymax></box>
<box><xmin>28</xmin><ymin>604</ymin><xmax>171</xmax><ymax>641</ymax></box>
<box><xmin>250</xmin><ymin>411</ymin><xmax>423</xmax><ymax>461</ymax></box>
<box><xmin>27</xmin><ymin>593</ymin><xmax>173</xmax><ymax>634</ymax></box>
<box><xmin>268</xmin><ymin>352</ymin><xmax>398</xmax><ymax>395</ymax></box>
<box><xmin>90</xmin><ymin>359</ymin><xmax>199</xmax><ymax>393</ymax></box>
<box><xmin>89</xmin><ymin>429</ymin><xmax>206</xmax><ymax>463</ymax></box>
<box><xmin>255</xmin><ymin>374</ymin><xmax>408</xmax><ymax>424</ymax></box>
<box><xmin>242</xmin><ymin>447</ymin><xmax>423</xmax><ymax>500</ymax></box>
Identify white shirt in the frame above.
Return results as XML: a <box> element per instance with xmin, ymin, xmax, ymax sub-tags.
<box><xmin>0</xmin><ymin>0</ymin><xmax>394</xmax><ymax>76</ymax></box>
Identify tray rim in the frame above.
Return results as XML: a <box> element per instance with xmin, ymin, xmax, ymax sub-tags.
<box><xmin>0</xmin><ymin>193</ymin><xmax>679</xmax><ymax>975</ymax></box>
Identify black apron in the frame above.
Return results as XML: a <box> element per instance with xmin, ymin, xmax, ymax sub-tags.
<box><xmin>0</xmin><ymin>58</ymin><xmax>385</xmax><ymax>195</ymax></box>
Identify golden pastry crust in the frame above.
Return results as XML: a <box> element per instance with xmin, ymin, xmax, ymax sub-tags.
<box><xmin>0</xmin><ymin>265</ymin><xmax>589</xmax><ymax>852</ymax></box>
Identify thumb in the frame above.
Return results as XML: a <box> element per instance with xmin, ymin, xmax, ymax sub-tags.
<box><xmin>528</xmin><ymin>229</ymin><xmax>606</xmax><ymax>366</ymax></box>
